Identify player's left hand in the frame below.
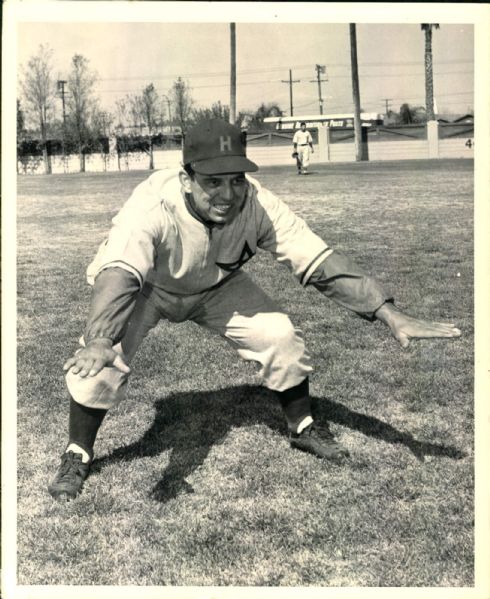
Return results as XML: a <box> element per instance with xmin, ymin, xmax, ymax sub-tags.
<box><xmin>375</xmin><ymin>302</ymin><xmax>461</xmax><ymax>348</ymax></box>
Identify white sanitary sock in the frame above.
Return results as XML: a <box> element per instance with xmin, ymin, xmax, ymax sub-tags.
<box><xmin>296</xmin><ymin>416</ymin><xmax>314</xmax><ymax>434</ymax></box>
<box><xmin>66</xmin><ymin>443</ymin><xmax>91</xmax><ymax>463</ymax></box>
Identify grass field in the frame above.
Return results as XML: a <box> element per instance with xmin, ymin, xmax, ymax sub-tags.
<box><xmin>15</xmin><ymin>159</ymin><xmax>474</xmax><ymax>587</ymax></box>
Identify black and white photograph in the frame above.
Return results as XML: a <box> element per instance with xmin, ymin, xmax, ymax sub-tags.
<box><xmin>2</xmin><ymin>1</ymin><xmax>489</xmax><ymax>597</ymax></box>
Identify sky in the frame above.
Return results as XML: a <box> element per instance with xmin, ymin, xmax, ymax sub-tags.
<box><xmin>16</xmin><ymin>6</ymin><xmax>475</xmax><ymax>124</ymax></box>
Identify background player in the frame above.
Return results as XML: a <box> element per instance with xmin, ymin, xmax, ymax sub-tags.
<box><xmin>48</xmin><ymin>118</ymin><xmax>461</xmax><ymax>502</ymax></box>
<box><xmin>292</xmin><ymin>121</ymin><xmax>314</xmax><ymax>175</ymax></box>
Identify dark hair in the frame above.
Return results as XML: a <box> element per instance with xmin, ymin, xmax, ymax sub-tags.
<box><xmin>183</xmin><ymin>163</ymin><xmax>195</xmax><ymax>178</ymax></box>
<box><xmin>300</xmin><ymin>121</ymin><xmax>306</xmax><ymax>127</ymax></box>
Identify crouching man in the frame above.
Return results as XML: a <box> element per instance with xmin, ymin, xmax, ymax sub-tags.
<box><xmin>49</xmin><ymin>118</ymin><xmax>460</xmax><ymax>501</ymax></box>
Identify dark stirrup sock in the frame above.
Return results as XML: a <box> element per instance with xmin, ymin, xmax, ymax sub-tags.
<box><xmin>68</xmin><ymin>397</ymin><xmax>108</xmax><ymax>460</ymax></box>
<box><xmin>274</xmin><ymin>378</ymin><xmax>313</xmax><ymax>433</ymax></box>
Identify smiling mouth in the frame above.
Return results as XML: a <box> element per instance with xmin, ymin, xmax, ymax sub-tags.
<box><xmin>213</xmin><ymin>204</ymin><xmax>233</xmax><ymax>213</ymax></box>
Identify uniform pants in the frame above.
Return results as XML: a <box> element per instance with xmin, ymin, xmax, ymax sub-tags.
<box><xmin>297</xmin><ymin>146</ymin><xmax>311</xmax><ymax>169</ymax></box>
<box><xmin>66</xmin><ymin>271</ymin><xmax>313</xmax><ymax>410</ymax></box>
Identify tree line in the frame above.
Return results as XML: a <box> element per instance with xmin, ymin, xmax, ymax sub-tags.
<box><xmin>19</xmin><ymin>25</ymin><xmax>447</xmax><ymax>174</ymax></box>
<box><xmin>17</xmin><ymin>44</ymin><xmax>284</xmax><ymax>174</ymax></box>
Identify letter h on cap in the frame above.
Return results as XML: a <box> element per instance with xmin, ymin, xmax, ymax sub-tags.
<box><xmin>220</xmin><ymin>135</ymin><xmax>232</xmax><ymax>152</ymax></box>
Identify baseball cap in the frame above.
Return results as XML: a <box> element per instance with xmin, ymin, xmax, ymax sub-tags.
<box><xmin>183</xmin><ymin>118</ymin><xmax>258</xmax><ymax>174</ymax></box>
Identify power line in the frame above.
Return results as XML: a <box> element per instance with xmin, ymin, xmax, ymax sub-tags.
<box><xmin>97</xmin><ymin>79</ymin><xmax>286</xmax><ymax>94</ymax></box>
<box><xmin>95</xmin><ymin>58</ymin><xmax>473</xmax><ymax>82</ymax></box>
<box><xmin>95</xmin><ymin>67</ymin><xmax>473</xmax><ymax>85</ymax></box>
<box><xmin>94</xmin><ymin>69</ymin><xmax>474</xmax><ymax>97</ymax></box>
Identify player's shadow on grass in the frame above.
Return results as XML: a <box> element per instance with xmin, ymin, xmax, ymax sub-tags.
<box><xmin>91</xmin><ymin>384</ymin><xmax>465</xmax><ymax>503</ymax></box>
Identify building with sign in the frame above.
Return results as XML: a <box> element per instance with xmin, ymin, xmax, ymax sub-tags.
<box><xmin>263</xmin><ymin>113</ymin><xmax>384</xmax><ymax>130</ymax></box>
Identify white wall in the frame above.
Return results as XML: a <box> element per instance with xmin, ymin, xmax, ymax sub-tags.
<box><xmin>367</xmin><ymin>140</ymin><xmax>429</xmax><ymax>161</ymax></box>
<box><xmin>17</xmin><ymin>134</ymin><xmax>474</xmax><ymax>175</ymax></box>
<box><xmin>246</xmin><ymin>145</ymin><xmax>320</xmax><ymax>167</ymax></box>
<box><xmin>17</xmin><ymin>150</ymin><xmax>183</xmax><ymax>175</ymax></box>
<box><xmin>439</xmin><ymin>138</ymin><xmax>474</xmax><ymax>159</ymax></box>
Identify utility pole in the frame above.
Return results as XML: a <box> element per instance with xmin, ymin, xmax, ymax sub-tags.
<box><xmin>349</xmin><ymin>24</ymin><xmax>367</xmax><ymax>161</ymax></box>
<box><xmin>281</xmin><ymin>69</ymin><xmax>300</xmax><ymax>116</ymax></box>
<box><xmin>310</xmin><ymin>64</ymin><xmax>328</xmax><ymax>115</ymax></box>
<box><xmin>230</xmin><ymin>23</ymin><xmax>236</xmax><ymax>125</ymax></box>
<box><xmin>382</xmin><ymin>98</ymin><xmax>393</xmax><ymax>115</ymax></box>
<box><xmin>57</xmin><ymin>80</ymin><xmax>67</xmax><ymax>165</ymax></box>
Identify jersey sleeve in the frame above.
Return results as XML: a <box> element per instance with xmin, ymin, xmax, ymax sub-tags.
<box><xmin>84</xmin><ymin>267</ymin><xmax>140</xmax><ymax>344</ymax></box>
<box><xmin>86</xmin><ymin>174</ymin><xmax>168</xmax><ymax>288</ymax></box>
<box><xmin>308</xmin><ymin>250</ymin><xmax>394</xmax><ymax>320</ymax></box>
<box><xmin>252</xmin><ymin>182</ymin><xmax>333</xmax><ymax>285</ymax></box>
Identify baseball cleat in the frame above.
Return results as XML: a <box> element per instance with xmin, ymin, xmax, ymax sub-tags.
<box><xmin>48</xmin><ymin>451</ymin><xmax>91</xmax><ymax>501</ymax></box>
<box><xmin>290</xmin><ymin>423</ymin><xmax>350</xmax><ymax>461</ymax></box>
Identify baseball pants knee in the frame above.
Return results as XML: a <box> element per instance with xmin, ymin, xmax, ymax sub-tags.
<box><xmin>65</xmin><ymin>289</ymin><xmax>163</xmax><ymax>410</ymax></box>
<box><xmin>193</xmin><ymin>271</ymin><xmax>313</xmax><ymax>392</ymax></box>
<box><xmin>66</xmin><ymin>271</ymin><xmax>313</xmax><ymax>408</ymax></box>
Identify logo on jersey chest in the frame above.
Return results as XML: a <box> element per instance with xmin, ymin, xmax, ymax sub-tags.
<box><xmin>216</xmin><ymin>241</ymin><xmax>255</xmax><ymax>272</ymax></box>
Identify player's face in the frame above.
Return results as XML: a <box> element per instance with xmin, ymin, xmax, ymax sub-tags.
<box><xmin>183</xmin><ymin>172</ymin><xmax>248</xmax><ymax>225</ymax></box>
<box><xmin>301</xmin><ymin>124</ymin><xmax>306</xmax><ymax>131</ymax></box>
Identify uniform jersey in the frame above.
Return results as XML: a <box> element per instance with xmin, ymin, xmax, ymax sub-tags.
<box><xmin>87</xmin><ymin>169</ymin><xmax>332</xmax><ymax>294</ymax></box>
<box><xmin>83</xmin><ymin>168</ymin><xmax>392</xmax><ymax>346</ymax></box>
<box><xmin>293</xmin><ymin>130</ymin><xmax>313</xmax><ymax>146</ymax></box>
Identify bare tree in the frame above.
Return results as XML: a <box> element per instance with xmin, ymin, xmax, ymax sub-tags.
<box><xmin>242</xmin><ymin>102</ymin><xmax>282</xmax><ymax>130</ymax></box>
<box><xmin>17</xmin><ymin>99</ymin><xmax>25</xmax><ymax>134</ymax></box>
<box><xmin>193</xmin><ymin>101</ymin><xmax>230</xmax><ymax>124</ymax></box>
<box><xmin>421</xmin><ymin>24</ymin><xmax>440</xmax><ymax>121</ymax></box>
<box><xmin>123</xmin><ymin>84</ymin><xmax>161</xmax><ymax>169</ymax></box>
<box><xmin>128</xmin><ymin>94</ymin><xmax>144</xmax><ymax>133</ymax></box>
<box><xmin>170</xmin><ymin>77</ymin><xmax>194</xmax><ymax>135</ymax></box>
<box><xmin>115</xmin><ymin>98</ymin><xmax>130</xmax><ymax>131</ymax></box>
<box><xmin>114</xmin><ymin>98</ymin><xmax>132</xmax><ymax>170</ymax></box>
<box><xmin>66</xmin><ymin>54</ymin><xmax>98</xmax><ymax>172</ymax></box>
<box><xmin>20</xmin><ymin>44</ymin><xmax>56</xmax><ymax>174</ymax></box>
<box><xmin>140</xmin><ymin>84</ymin><xmax>160</xmax><ymax>169</ymax></box>
<box><xmin>17</xmin><ymin>99</ymin><xmax>26</xmax><ymax>174</ymax></box>
<box><xmin>91</xmin><ymin>109</ymin><xmax>113</xmax><ymax>171</ymax></box>
<box><xmin>398</xmin><ymin>103</ymin><xmax>426</xmax><ymax>125</ymax></box>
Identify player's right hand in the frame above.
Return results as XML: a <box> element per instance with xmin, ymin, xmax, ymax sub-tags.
<box><xmin>63</xmin><ymin>338</ymin><xmax>131</xmax><ymax>378</ymax></box>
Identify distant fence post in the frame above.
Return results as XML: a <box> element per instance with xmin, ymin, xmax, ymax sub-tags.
<box><xmin>427</xmin><ymin>120</ymin><xmax>439</xmax><ymax>158</ymax></box>
<box><xmin>317</xmin><ymin>126</ymin><xmax>330</xmax><ymax>162</ymax></box>
<box><xmin>360</xmin><ymin>126</ymin><xmax>369</xmax><ymax>161</ymax></box>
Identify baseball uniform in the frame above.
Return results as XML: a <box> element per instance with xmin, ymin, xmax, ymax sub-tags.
<box><xmin>293</xmin><ymin>128</ymin><xmax>313</xmax><ymax>171</ymax></box>
<box><xmin>66</xmin><ymin>168</ymin><xmax>390</xmax><ymax>410</ymax></box>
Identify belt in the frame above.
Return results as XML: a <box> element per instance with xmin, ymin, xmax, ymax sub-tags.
<box><xmin>299</xmin><ymin>144</ymin><xmax>309</xmax><ymax>146</ymax></box>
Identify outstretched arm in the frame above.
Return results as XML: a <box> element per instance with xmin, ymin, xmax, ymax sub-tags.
<box><xmin>309</xmin><ymin>250</ymin><xmax>461</xmax><ymax>347</ymax></box>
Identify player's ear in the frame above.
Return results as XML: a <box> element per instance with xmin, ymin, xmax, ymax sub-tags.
<box><xmin>179</xmin><ymin>169</ymin><xmax>193</xmax><ymax>193</ymax></box>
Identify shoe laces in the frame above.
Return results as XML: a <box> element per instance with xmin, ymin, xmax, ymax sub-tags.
<box><xmin>302</xmin><ymin>423</ymin><xmax>336</xmax><ymax>441</ymax></box>
<box><xmin>58</xmin><ymin>451</ymin><xmax>83</xmax><ymax>481</ymax></box>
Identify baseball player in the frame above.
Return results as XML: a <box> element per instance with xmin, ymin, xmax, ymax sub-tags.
<box><xmin>48</xmin><ymin>118</ymin><xmax>461</xmax><ymax>502</ymax></box>
<box><xmin>292</xmin><ymin>121</ymin><xmax>314</xmax><ymax>175</ymax></box>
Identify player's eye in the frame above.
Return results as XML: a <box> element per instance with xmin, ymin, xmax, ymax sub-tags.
<box><xmin>206</xmin><ymin>178</ymin><xmax>221</xmax><ymax>187</ymax></box>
